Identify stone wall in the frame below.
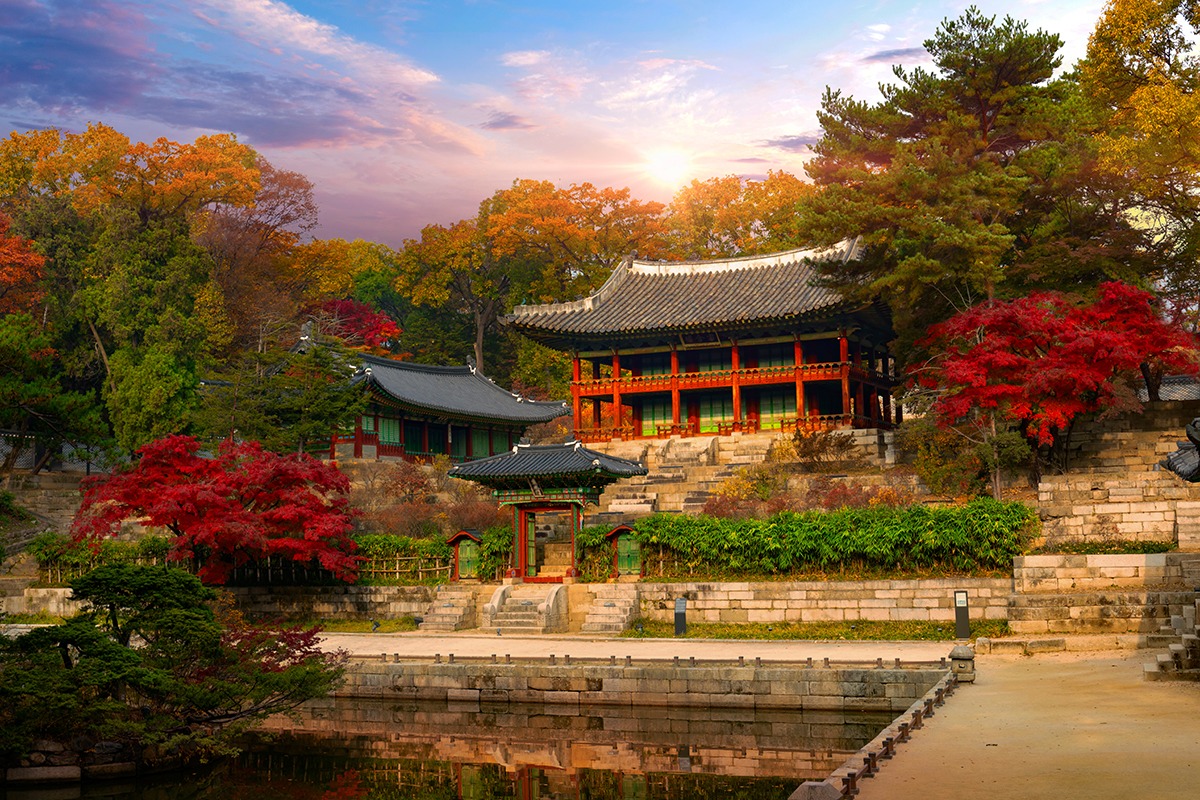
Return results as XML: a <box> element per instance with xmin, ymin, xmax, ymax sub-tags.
<box><xmin>1062</xmin><ymin>401</ymin><xmax>1200</xmax><ymax>474</ymax></box>
<box><xmin>634</xmin><ymin>579</ymin><xmax>1012</xmax><ymax>625</ymax></box>
<box><xmin>1012</xmin><ymin>554</ymin><xmax>1194</xmax><ymax>593</ymax></box>
<box><xmin>227</xmin><ymin>585</ymin><xmax>435</xmax><ymax>620</ymax></box>
<box><xmin>4</xmin><ymin>473</ymin><xmax>82</xmax><ymax>533</ymax></box>
<box><xmin>1038</xmin><ymin>472</ymin><xmax>1200</xmax><ymax>545</ymax></box>
<box><xmin>342</xmin><ymin>658</ymin><xmax>946</xmax><ymax>712</ymax></box>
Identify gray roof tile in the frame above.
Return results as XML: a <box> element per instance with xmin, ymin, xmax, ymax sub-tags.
<box><xmin>358</xmin><ymin>355</ymin><xmax>568</xmax><ymax>424</ymax></box>
<box><xmin>449</xmin><ymin>441</ymin><xmax>647</xmax><ymax>482</ymax></box>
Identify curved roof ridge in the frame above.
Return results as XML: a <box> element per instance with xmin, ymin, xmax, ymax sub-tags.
<box><xmin>509</xmin><ymin>256</ymin><xmax>632</xmax><ymax>319</ymax></box>
<box><xmin>629</xmin><ymin>240</ymin><xmax>856</xmax><ymax>273</ymax></box>
<box><xmin>359</xmin><ymin>354</ymin><xmax>472</xmax><ymax>375</ymax></box>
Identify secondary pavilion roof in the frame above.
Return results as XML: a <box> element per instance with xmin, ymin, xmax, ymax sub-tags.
<box><xmin>354</xmin><ymin>354</ymin><xmax>569</xmax><ymax>425</ymax></box>
<box><xmin>506</xmin><ymin>240</ymin><xmax>888</xmax><ymax>349</ymax></box>
<box><xmin>448</xmin><ymin>440</ymin><xmax>648</xmax><ymax>490</ymax></box>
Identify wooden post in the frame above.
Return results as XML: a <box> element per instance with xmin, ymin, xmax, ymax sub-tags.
<box><xmin>731</xmin><ymin>340</ymin><xmax>742</xmax><ymax>431</ymax></box>
<box><xmin>612</xmin><ymin>350</ymin><xmax>622</xmax><ymax>435</ymax></box>
<box><xmin>353</xmin><ymin>417</ymin><xmax>363</xmax><ymax>459</ymax></box>
<box><xmin>794</xmin><ymin>338</ymin><xmax>805</xmax><ymax>423</ymax></box>
<box><xmin>572</xmin><ymin>355</ymin><xmax>583</xmax><ymax>433</ymax></box>
<box><xmin>670</xmin><ymin>344</ymin><xmax>681</xmax><ymax>427</ymax></box>
<box><xmin>839</xmin><ymin>333</ymin><xmax>851</xmax><ymax>425</ymax></box>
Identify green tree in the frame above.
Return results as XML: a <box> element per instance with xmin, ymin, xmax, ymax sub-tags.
<box><xmin>0</xmin><ymin>565</ymin><xmax>344</xmax><ymax>764</ymax></box>
<box><xmin>799</xmin><ymin>7</ymin><xmax>1158</xmax><ymax>357</ymax></box>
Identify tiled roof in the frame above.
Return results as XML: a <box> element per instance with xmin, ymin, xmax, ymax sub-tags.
<box><xmin>506</xmin><ymin>242</ymin><xmax>864</xmax><ymax>345</ymax></box>
<box><xmin>449</xmin><ymin>441</ymin><xmax>647</xmax><ymax>483</ymax></box>
<box><xmin>1138</xmin><ymin>375</ymin><xmax>1200</xmax><ymax>402</ymax></box>
<box><xmin>357</xmin><ymin>355</ymin><xmax>568</xmax><ymax>424</ymax></box>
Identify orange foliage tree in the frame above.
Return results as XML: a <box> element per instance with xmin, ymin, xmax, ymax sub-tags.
<box><xmin>0</xmin><ymin>212</ymin><xmax>44</xmax><ymax>314</ymax></box>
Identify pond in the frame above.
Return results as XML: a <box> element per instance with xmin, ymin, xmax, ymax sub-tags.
<box><xmin>2</xmin><ymin>698</ymin><xmax>895</xmax><ymax>799</ymax></box>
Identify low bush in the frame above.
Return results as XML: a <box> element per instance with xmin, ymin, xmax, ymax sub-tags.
<box><xmin>623</xmin><ymin>498</ymin><xmax>1036</xmax><ymax>578</ymax></box>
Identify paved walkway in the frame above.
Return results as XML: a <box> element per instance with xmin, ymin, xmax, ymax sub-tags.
<box><xmin>855</xmin><ymin>650</ymin><xmax>1200</xmax><ymax>800</ymax></box>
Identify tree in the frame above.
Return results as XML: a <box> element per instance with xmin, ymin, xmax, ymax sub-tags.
<box><xmin>397</xmin><ymin>218</ymin><xmax>519</xmax><ymax>374</ymax></box>
<box><xmin>0</xmin><ymin>565</ymin><xmax>345</xmax><ymax>764</ymax></box>
<box><xmin>193</xmin><ymin>156</ymin><xmax>319</xmax><ymax>353</ymax></box>
<box><xmin>913</xmin><ymin>282</ymin><xmax>1197</xmax><ymax>497</ymax></box>
<box><xmin>72</xmin><ymin>435</ymin><xmax>360</xmax><ymax>583</ymax></box>
<box><xmin>0</xmin><ymin>314</ymin><xmax>105</xmax><ymax>476</ymax></box>
<box><xmin>0</xmin><ymin>212</ymin><xmax>44</xmax><ymax>314</ymax></box>
<box><xmin>309</xmin><ymin>298</ymin><xmax>401</xmax><ymax>354</ymax></box>
<box><xmin>664</xmin><ymin>171</ymin><xmax>814</xmax><ymax>258</ymax></box>
<box><xmin>1081</xmin><ymin>0</ymin><xmax>1200</xmax><ymax>324</ymax></box>
<box><xmin>798</xmin><ymin>7</ymin><xmax>1159</xmax><ymax>357</ymax></box>
<box><xmin>482</xmin><ymin>179</ymin><xmax>668</xmax><ymax>301</ymax></box>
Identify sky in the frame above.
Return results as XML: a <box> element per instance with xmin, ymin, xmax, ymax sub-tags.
<box><xmin>1</xmin><ymin>0</ymin><xmax>1107</xmax><ymax>247</ymax></box>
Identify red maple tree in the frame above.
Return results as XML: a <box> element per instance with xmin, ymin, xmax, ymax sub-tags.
<box><xmin>71</xmin><ymin>435</ymin><xmax>359</xmax><ymax>584</ymax></box>
<box><xmin>0</xmin><ymin>212</ymin><xmax>45</xmax><ymax>314</ymax></box>
<box><xmin>915</xmin><ymin>282</ymin><xmax>1197</xmax><ymax>496</ymax></box>
<box><xmin>312</xmin><ymin>298</ymin><xmax>401</xmax><ymax>352</ymax></box>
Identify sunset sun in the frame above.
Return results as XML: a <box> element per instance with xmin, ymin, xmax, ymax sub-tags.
<box><xmin>642</xmin><ymin>149</ymin><xmax>692</xmax><ymax>191</ymax></box>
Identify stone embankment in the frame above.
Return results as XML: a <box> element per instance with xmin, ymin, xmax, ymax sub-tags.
<box><xmin>342</xmin><ymin>653</ymin><xmax>948</xmax><ymax>713</ymax></box>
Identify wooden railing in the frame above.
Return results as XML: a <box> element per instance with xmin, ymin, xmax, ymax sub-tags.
<box><xmin>574</xmin><ymin>361</ymin><xmax>892</xmax><ymax>397</ymax></box>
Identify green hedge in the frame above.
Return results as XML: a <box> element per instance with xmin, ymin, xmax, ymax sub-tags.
<box><xmin>602</xmin><ymin>499</ymin><xmax>1035</xmax><ymax>578</ymax></box>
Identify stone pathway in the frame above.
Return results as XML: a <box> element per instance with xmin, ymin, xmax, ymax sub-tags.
<box><xmin>855</xmin><ymin>650</ymin><xmax>1200</xmax><ymax>800</ymax></box>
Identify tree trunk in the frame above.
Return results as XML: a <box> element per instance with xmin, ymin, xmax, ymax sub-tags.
<box><xmin>1140</xmin><ymin>361</ymin><xmax>1163</xmax><ymax>403</ymax></box>
<box><xmin>990</xmin><ymin>415</ymin><xmax>1002</xmax><ymax>502</ymax></box>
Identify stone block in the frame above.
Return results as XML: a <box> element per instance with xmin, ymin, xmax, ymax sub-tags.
<box><xmin>6</xmin><ymin>766</ymin><xmax>82</xmax><ymax>782</ymax></box>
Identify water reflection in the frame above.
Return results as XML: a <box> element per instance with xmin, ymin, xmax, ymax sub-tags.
<box><xmin>2</xmin><ymin>699</ymin><xmax>893</xmax><ymax>799</ymax></box>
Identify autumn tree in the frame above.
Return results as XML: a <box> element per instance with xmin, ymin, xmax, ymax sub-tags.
<box><xmin>193</xmin><ymin>156</ymin><xmax>318</xmax><ymax>353</ymax></box>
<box><xmin>397</xmin><ymin>217</ymin><xmax>523</xmax><ymax>374</ymax></box>
<box><xmin>72</xmin><ymin>435</ymin><xmax>359</xmax><ymax>583</ymax></box>
<box><xmin>798</xmin><ymin>7</ymin><xmax>1160</xmax><ymax>357</ymax></box>
<box><xmin>1081</xmin><ymin>0</ymin><xmax>1200</xmax><ymax>324</ymax></box>
<box><xmin>914</xmin><ymin>282</ymin><xmax>1197</xmax><ymax>497</ymax></box>
<box><xmin>664</xmin><ymin>171</ymin><xmax>814</xmax><ymax>258</ymax></box>
<box><xmin>482</xmin><ymin>179</ymin><xmax>668</xmax><ymax>301</ymax></box>
<box><xmin>0</xmin><ymin>212</ymin><xmax>44</xmax><ymax>314</ymax></box>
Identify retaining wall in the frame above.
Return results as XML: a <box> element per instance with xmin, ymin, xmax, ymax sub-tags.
<box><xmin>226</xmin><ymin>585</ymin><xmax>435</xmax><ymax>620</ymax></box>
<box><xmin>342</xmin><ymin>658</ymin><xmax>946</xmax><ymax>712</ymax></box>
<box><xmin>1012</xmin><ymin>553</ymin><xmax>1193</xmax><ymax>593</ymax></box>
<box><xmin>634</xmin><ymin>579</ymin><xmax>1012</xmax><ymax>625</ymax></box>
<box><xmin>1037</xmin><ymin>472</ymin><xmax>1200</xmax><ymax>545</ymax></box>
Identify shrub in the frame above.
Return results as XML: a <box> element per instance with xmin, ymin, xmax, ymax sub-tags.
<box><xmin>896</xmin><ymin>418</ymin><xmax>987</xmax><ymax>496</ymax></box>
<box><xmin>792</xmin><ymin>429</ymin><xmax>863</xmax><ymax>472</ymax></box>
<box><xmin>630</xmin><ymin>499</ymin><xmax>1037</xmax><ymax>578</ymax></box>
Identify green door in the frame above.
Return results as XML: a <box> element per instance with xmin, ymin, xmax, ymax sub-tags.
<box><xmin>457</xmin><ymin>540</ymin><xmax>478</xmax><ymax>579</ymax></box>
<box><xmin>616</xmin><ymin>535</ymin><xmax>641</xmax><ymax>576</ymax></box>
<box><xmin>525</xmin><ymin>513</ymin><xmax>538</xmax><ymax>577</ymax></box>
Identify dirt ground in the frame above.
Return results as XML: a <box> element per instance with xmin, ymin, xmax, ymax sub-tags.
<box><xmin>854</xmin><ymin>649</ymin><xmax>1200</xmax><ymax>800</ymax></box>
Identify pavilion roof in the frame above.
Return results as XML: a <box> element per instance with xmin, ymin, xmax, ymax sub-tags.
<box><xmin>505</xmin><ymin>241</ymin><xmax>881</xmax><ymax>348</ymax></box>
<box><xmin>448</xmin><ymin>440</ymin><xmax>647</xmax><ymax>488</ymax></box>
<box><xmin>355</xmin><ymin>354</ymin><xmax>569</xmax><ymax>425</ymax></box>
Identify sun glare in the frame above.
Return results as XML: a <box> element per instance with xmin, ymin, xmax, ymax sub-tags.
<box><xmin>643</xmin><ymin>149</ymin><xmax>692</xmax><ymax>191</ymax></box>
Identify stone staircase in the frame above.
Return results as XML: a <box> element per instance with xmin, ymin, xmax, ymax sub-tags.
<box><xmin>1144</xmin><ymin>597</ymin><xmax>1200</xmax><ymax>681</ymax></box>
<box><xmin>482</xmin><ymin>584</ymin><xmax>568</xmax><ymax>634</ymax></box>
<box><xmin>537</xmin><ymin>541</ymin><xmax>574</xmax><ymax>580</ymax></box>
<box><xmin>417</xmin><ymin>584</ymin><xmax>479</xmax><ymax>631</ymax></box>
<box><xmin>580</xmin><ymin>584</ymin><xmax>639</xmax><ymax>634</ymax></box>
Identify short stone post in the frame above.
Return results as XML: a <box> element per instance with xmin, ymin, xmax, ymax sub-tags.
<box><xmin>949</xmin><ymin>644</ymin><xmax>976</xmax><ymax>683</ymax></box>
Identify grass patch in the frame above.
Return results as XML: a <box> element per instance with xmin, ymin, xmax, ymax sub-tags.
<box><xmin>297</xmin><ymin>617</ymin><xmax>420</xmax><ymax>634</ymax></box>
<box><xmin>1</xmin><ymin>611</ymin><xmax>65</xmax><ymax>625</ymax></box>
<box><xmin>621</xmin><ymin>618</ymin><xmax>1010</xmax><ymax>642</ymax></box>
<box><xmin>1026</xmin><ymin>539</ymin><xmax>1175</xmax><ymax>556</ymax></box>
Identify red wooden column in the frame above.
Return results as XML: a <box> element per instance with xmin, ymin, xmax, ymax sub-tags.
<box><xmin>611</xmin><ymin>350</ymin><xmax>622</xmax><ymax>435</ymax></box>
<box><xmin>670</xmin><ymin>345</ymin><xmax>681</xmax><ymax>428</ymax></box>
<box><xmin>839</xmin><ymin>332</ymin><xmax>851</xmax><ymax>425</ymax></box>
<box><xmin>793</xmin><ymin>338</ymin><xmax>805</xmax><ymax>422</ymax></box>
<box><xmin>571</xmin><ymin>355</ymin><xmax>583</xmax><ymax>433</ymax></box>
<box><xmin>592</xmin><ymin>362</ymin><xmax>603</xmax><ymax>430</ymax></box>
<box><xmin>731</xmin><ymin>340</ymin><xmax>742</xmax><ymax>431</ymax></box>
<box><xmin>353</xmin><ymin>418</ymin><xmax>363</xmax><ymax>458</ymax></box>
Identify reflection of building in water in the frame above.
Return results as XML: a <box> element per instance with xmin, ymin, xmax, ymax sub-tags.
<box><xmin>251</xmin><ymin>697</ymin><xmax>894</xmax><ymax>796</ymax></box>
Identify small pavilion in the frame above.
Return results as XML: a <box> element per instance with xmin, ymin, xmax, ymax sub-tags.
<box><xmin>448</xmin><ymin>441</ymin><xmax>647</xmax><ymax>582</ymax></box>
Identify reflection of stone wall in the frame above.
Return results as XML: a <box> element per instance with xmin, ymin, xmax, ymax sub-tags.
<box><xmin>256</xmin><ymin>697</ymin><xmax>891</xmax><ymax>781</ymax></box>
<box><xmin>339</xmin><ymin>660</ymin><xmax>945</xmax><ymax>713</ymax></box>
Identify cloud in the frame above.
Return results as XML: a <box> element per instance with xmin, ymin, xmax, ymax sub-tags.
<box><xmin>865</xmin><ymin>23</ymin><xmax>891</xmax><ymax>42</ymax></box>
<box><xmin>502</xmin><ymin>50</ymin><xmax>551</xmax><ymax>68</ymax></box>
<box><xmin>637</xmin><ymin>57</ymin><xmax>717</xmax><ymax>72</ymax></box>
<box><xmin>861</xmin><ymin>47</ymin><xmax>928</xmax><ymax>64</ymax></box>
<box><xmin>761</xmin><ymin>134</ymin><xmax>819</xmax><ymax>153</ymax></box>
<box><xmin>479</xmin><ymin>110</ymin><xmax>537</xmax><ymax>131</ymax></box>
<box><xmin>0</xmin><ymin>0</ymin><xmax>159</xmax><ymax>114</ymax></box>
